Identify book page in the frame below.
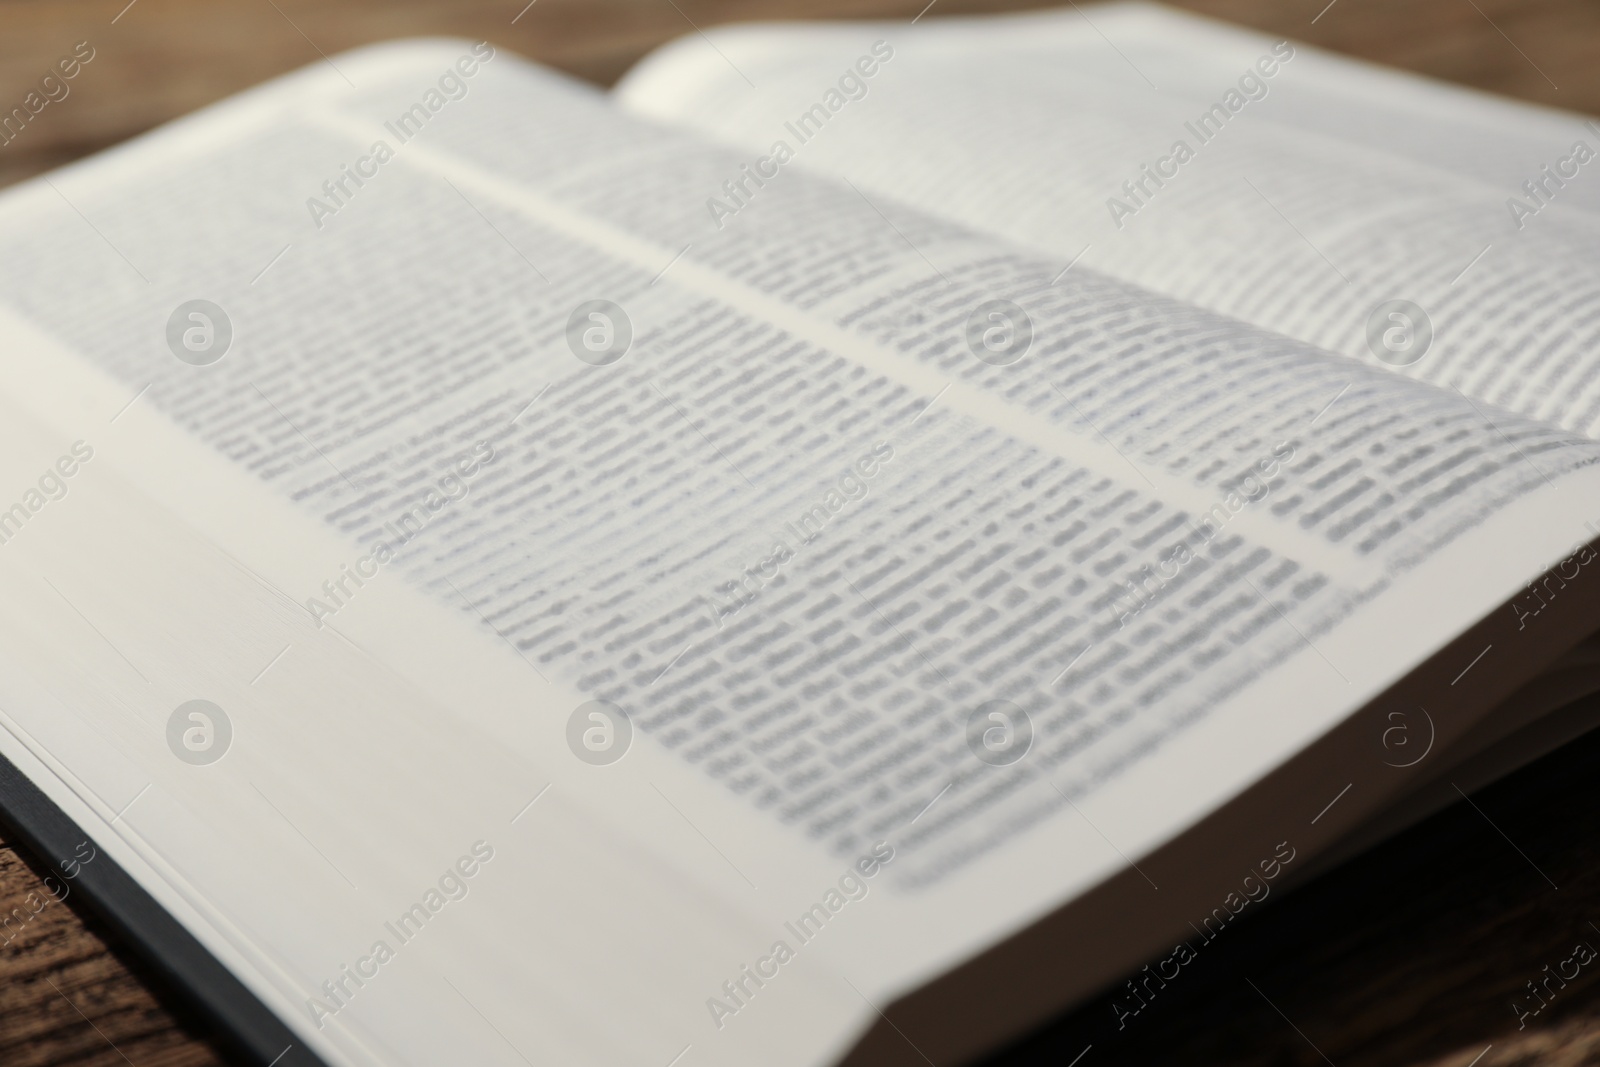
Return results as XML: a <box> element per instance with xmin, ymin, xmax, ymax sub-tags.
<box><xmin>1</xmin><ymin>37</ymin><xmax>1599</xmax><ymax>1067</ymax></box>
<box><xmin>0</xmin><ymin>384</ymin><xmax>856</xmax><ymax>1067</ymax></box>
<box><xmin>616</xmin><ymin>3</ymin><xmax>1600</xmax><ymax>439</ymax></box>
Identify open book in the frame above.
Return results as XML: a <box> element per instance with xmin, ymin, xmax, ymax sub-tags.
<box><xmin>0</xmin><ymin>4</ymin><xmax>1597</xmax><ymax>1065</ymax></box>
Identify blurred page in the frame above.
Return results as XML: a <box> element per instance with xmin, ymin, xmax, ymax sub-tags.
<box><xmin>617</xmin><ymin>2</ymin><xmax>1600</xmax><ymax>437</ymax></box>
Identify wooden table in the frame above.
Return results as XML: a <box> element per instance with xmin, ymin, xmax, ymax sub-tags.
<box><xmin>2</xmin><ymin>0</ymin><xmax>1598</xmax><ymax>1064</ymax></box>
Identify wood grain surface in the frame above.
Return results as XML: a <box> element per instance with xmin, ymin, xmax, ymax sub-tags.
<box><xmin>1</xmin><ymin>0</ymin><xmax>1598</xmax><ymax>1065</ymax></box>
